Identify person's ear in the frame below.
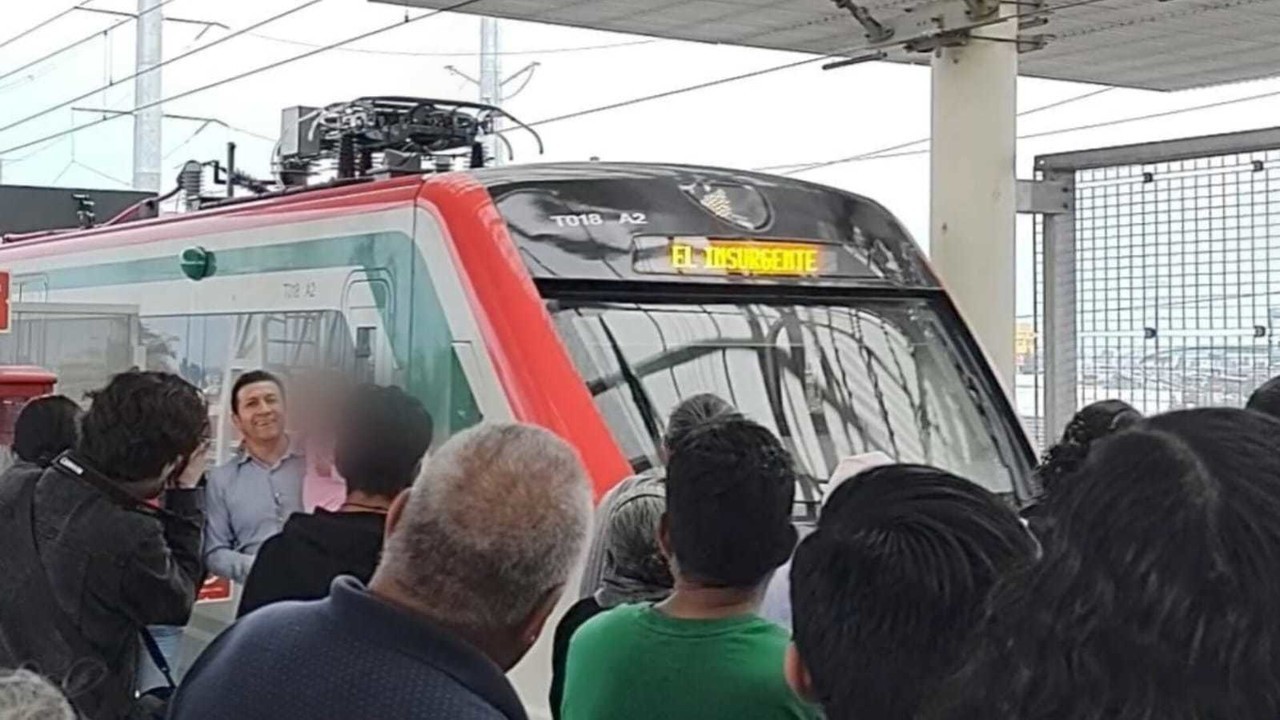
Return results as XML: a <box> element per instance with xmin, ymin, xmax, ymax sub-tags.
<box><xmin>383</xmin><ymin>488</ymin><xmax>411</xmax><ymax>538</ymax></box>
<box><xmin>784</xmin><ymin>643</ymin><xmax>817</xmax><ymax>703</ymax></box>
<box><xmin>230</xmin><ymin>410</ymin><xmax>247</xmax><ymax>435</ymax></box>
<box><xmin>657</xmin><ymin>512</ymin><xmax>672</xmax><ymax>562</ymax></box>
<box><xmin>511</xmin><ymin>586</ymin><xmax>562</xmax><ymax>669</ymax></box>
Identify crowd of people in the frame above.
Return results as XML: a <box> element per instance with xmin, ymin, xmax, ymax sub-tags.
<box><xmin>1</xmin><ymin>366</ymin><xmax>1280</xmax><ymax>719</ymax></box>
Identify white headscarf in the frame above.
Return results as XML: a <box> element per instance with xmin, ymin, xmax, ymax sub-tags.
<box><xmin>760</xmin><ymin>452</ymin><xmax>895</xmax><ymax>630</ymax></box>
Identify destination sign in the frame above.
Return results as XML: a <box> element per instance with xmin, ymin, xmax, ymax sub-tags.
<box><xmin>634</xmin><ymin>237</ymin><xmax>834</xmax><ymax>278</ymax></box>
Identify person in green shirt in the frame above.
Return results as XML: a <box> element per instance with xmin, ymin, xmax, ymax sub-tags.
<box><xmin>560</xmin><ymin>415</ymin><xmax>818</xmax><ymax>720</ymax></box>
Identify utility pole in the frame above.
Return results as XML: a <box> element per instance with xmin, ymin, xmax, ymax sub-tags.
<box><xmin>479</xmin><ymin>17</ymin><xmax>503</xmax><ymax>165</ymax></box>
<box><xmin>445</xmin><ymin>18</ymin><xmax>538</xmax><ymax>167</ymax></box>
<box><xmin>929</xmin><ymin>5</ymin><xmax>1018</xmax><ymax>389</ymax></box>
<box><xmin>132</xmin><ymin>0</ymin><xmax>163</xmax><ymax>192</ymax></box>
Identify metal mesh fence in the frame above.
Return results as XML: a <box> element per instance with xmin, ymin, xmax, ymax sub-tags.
<box><xmin>1024</xmin><ymin>215</ymin><xmax>1046</xmax><ymax>450</ymax></box>
<box><xmin>1030</xmin><ymin>145</ymin><xmax>1280</xmax><ymax>448</ymax></box>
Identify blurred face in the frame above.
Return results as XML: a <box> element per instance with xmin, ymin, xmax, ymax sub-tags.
<box><xmin>233</xmin><ymin>381</ymin><xmax>285</xmax><ymax>445</ymax></box>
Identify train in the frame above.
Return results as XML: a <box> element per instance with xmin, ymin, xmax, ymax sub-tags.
<box><xmin>0</xmin><ymin>98</ymin><xmax>1033</xmax><ymax>718</ymax></box>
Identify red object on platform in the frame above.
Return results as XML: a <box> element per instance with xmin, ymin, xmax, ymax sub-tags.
<box><xmin>198</xmin><ymin>576</ymin><xmax>233</xmax><ymax>604</ymax></box>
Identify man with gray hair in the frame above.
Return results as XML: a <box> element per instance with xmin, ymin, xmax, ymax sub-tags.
<box><xmin>169</xmin><ymin>422</ymin><xmax>593</xmax><ymax>720</ymax></box>
<box><xmin>0</xmin><ymin>669</ymin><xmax>76</xmax><ymax>720</ymax></box>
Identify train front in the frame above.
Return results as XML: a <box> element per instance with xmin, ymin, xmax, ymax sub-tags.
<box><xmin>431</xmin><ymin>162</ymin><xmax>1034</xmax><ymax>511</ymax></box>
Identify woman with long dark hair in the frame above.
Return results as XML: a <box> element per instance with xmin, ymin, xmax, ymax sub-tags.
<box><xmin>925</xmin><ymin>408</ymin><xmax>1280</xmax><ymax>720</ymax></box>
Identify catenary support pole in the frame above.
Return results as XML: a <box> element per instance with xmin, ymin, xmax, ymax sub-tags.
<box><xmin>479</xmin><ymin>17</ymin><xmax>504</xmax><ymax>165</ymax></box>
<box><xmin>930</xmin><ymin>9</ymin><xmax>1018</xmax><ymax>394</ymax></box>
<box><xmin>132</xmin><ymin>0</ymin><xmax>164</xmax><ymax>192</ymax></box>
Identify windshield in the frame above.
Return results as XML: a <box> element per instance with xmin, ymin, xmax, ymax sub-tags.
<box><xmin>549</xmin><ymin>298</ymin><xmax>1019</xmax><ymax>512</ymax></box>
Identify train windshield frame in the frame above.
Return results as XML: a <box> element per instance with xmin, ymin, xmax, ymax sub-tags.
<box><xmin>544</xmin><ymin>284</ymin><xmax>1031</xmax><ymax>512</ymax></box>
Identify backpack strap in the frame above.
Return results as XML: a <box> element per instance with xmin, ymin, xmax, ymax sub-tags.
<box><xmin>138</xmin><ymin>629</ymin><xmax>177</xmax><ymax>690</ymax></box>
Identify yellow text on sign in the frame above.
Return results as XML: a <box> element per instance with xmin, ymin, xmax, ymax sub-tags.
<box><xmin>670</xmin><ymin>243</ymin><xmax>821</xmax><ymax>276</ymax></box>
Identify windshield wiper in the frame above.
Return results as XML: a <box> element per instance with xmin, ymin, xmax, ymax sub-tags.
<box><xmin>597</xmin><ymin>319</ymin><xmax>664</xmax><ymax>449</ymax></box>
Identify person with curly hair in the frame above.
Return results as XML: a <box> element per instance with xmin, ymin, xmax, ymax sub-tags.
<box><xmin>923</xmin><ymin>408</ymin><xmax>1280</xmax><ymax>720</ymax></box>
<box><xmin>0</xmin><ymin>372</ymin><xmax>209</xmax><ymax>719</ymax></box>
<box><xmin>1023</xmin><ymin>399</ymin><xmax>1140</xmax><ymax>536</ymax></box>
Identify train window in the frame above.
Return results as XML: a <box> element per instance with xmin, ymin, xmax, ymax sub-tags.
<box><xmin>551</xmin><ymin>300</ymin><xmax>1015</xmax><ymax>499</ymax></box>
<box><xmin>143</xmin><ymin>310</ymin><xmax>382</xmax><ymax>462</ymax></box>
<box><xmin>0</xmin><ymin>304</ymin><xmax>138</xmax><ymax>403</ymax></box>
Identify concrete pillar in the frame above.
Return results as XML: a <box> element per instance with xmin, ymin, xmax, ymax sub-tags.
<box><xmin>479</xmin><ymin>17</ymin><xmax>504</xmax><ymax>165</ymax></box>
<box><xmin>930</xmin><ymin>10</ymin><xmax>1018</xmax><ymax>392</ymax></box>
<box><xmin>132</xmin><ymin>0</ymin><xmax>163</xmax><ymax>192</ymax></box>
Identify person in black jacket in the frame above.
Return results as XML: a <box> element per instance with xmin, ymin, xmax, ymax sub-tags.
<box><xmin>0</xmin><ymin>372</ymin><xmax>209</xmax><ymax>720</ymax></box>
<box><xmin>237</xmin><ymin>384</ymin><xmax>434</xmax><ymax>617</ymax></box>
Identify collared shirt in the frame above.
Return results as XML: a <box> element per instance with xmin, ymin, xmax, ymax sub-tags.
<box><xmin>168</xmin><ymin>577</ymin><xmax>528</xmax><ymax>720</ymax></box>
<box><xmin>301</xmin><ymin>449</ymin><xmax>346</xmax><ymax>513</ymax></box>
<box><xmin>204</xmin><ymin>442</ymin><xmax>305</xmax><ymax>584</ymax></box>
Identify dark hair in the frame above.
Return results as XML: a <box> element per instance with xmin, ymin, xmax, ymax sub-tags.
<box><xmin>663</xmin><ymin>393</ymin><xmax>736</xmax><ymax>452</ymax></box>
<box><xmin>926</xmin><ymin>408</ymin><xmax>1280</xmax><ymax>720</ymax></box>
<box><xmin>12</xmin><ymin>395</ymin><xmax>81</xmax><ymax>467</ymax></box>
<box><xmin>792</xmin><ymin>465</ymin><xmax>1035</xmax><ymax>720</ymax></box>
<box><xmin>1247</xmin><ymin>375</ymin><xmax>1280</xmax><ymax>421</ymax></box>
<box><xmin>334</xmin><ymin>385</ymin><xmax>433</xmax><ymax>499</ymax></box>
<box><xmin>230</xmin><ymin>370</ymin><xmax>283</xmax><ymax>415</ymax></box>
<box><xmin>79</xmin><ymin>372</ymin><xmax>208</xmax><ymax>484</ymax></box>
<box><xmin>1034</xmin><ymin>399</ymin><xmax>1140</xmax><ymax>495</ymax></box>
<box><xmin>665</xmin><ymin>416</ymin><xmax>797</xmax><ymax>587</ymax></box>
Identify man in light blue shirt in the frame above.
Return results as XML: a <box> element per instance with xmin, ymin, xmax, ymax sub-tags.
<box><xmin>204</xmin><ymin>370</ymin><xmax>306</xmax><ymax>584</ymax></box>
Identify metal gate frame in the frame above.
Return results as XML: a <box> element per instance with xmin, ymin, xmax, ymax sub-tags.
<box><xmin>1034</xmin><ymin>127</ymin><xmax>1280</xmax><ymax>440</ymax></box>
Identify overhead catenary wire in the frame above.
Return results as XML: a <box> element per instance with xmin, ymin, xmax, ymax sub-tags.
<box><xmin>526</xmin><ymin>0</ymin><xmax>1114</xmax><ymax>129</ymax></box>
<box><xmin>0</xmin><ymin>0</ymin><xmax>1212</xmax><ymax>164</ymax></box>
<box><xmin>71</xmin><ymin>107</ymin><xmax>277</xmax><ymax>143</ymax></box>
<box><xmin>528</xmin><ymin>55</ymin><xmax>826</xmax><ymax>128</ymax></box>
<box><xmin>0</xmin><ymin>1</ymin><xmax>93</xmax><ymax>54</ymax></box>
<box><xmin>0</xmin><ymin>0</ymin><xmax>488</xmax><ymax>158</ymax></box>
<box><xmin>778</xmin><ymin>83</ymin><xmax>1280</xmax><ymax>175</ymax></box>
<box><xmin>0</xmin><ymin>0</ymin><xmax>325</xmax><ymax>136</ymax></box>
<box><xmin>247</xmin><ymin>33</ymin><xmax>658</xmax><ymax>57</ymax></box>
<box><xmin>756</xmin><ymin>86</ymin><xmax>1117</xmax><ymax>174</ymax></box>
<box><xmin>71</xmin><ymin>160</ymin><xmax>131</xmax><ymax>187</ymax></box>
<box><xmin>0</xmin><ymin>0</ymin><xmax>184</xmax><ymax>86</ymax></box>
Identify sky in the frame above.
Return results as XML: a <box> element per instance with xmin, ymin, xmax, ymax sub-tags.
<box><xmin>4</xmin><ymin>0</ymin><xmax>1280</xmax><ymax>320</ymax></box>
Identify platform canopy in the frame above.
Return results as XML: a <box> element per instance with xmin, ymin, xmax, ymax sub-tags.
<box><xmin>374</xmin><ymin>0</ymin><xmax>1280</xmax><ymax>91</ymax></box>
